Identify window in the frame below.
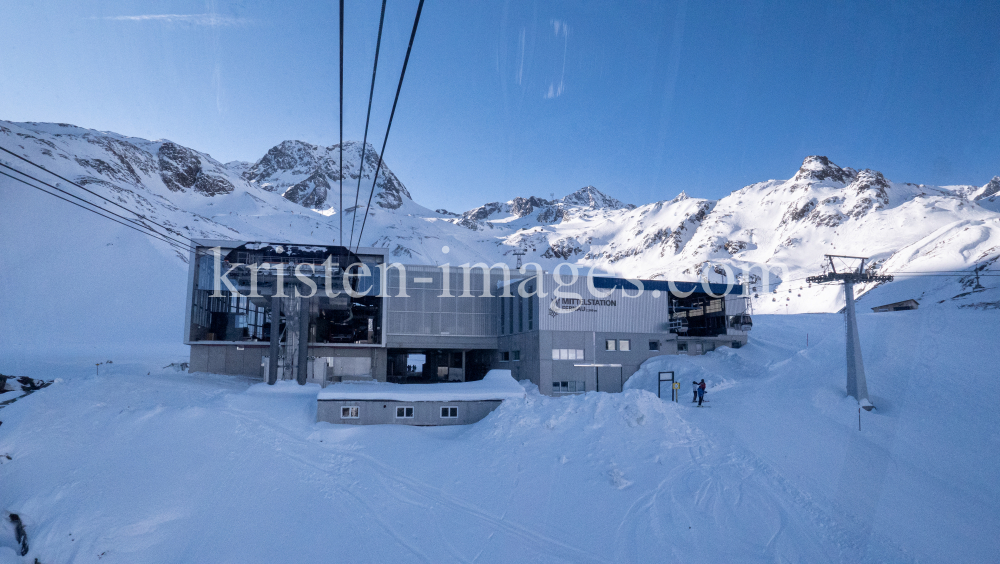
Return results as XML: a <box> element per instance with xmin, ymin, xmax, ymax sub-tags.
<box><xmin>551</xmin><ymin>348</ymin><xmax>584</xmax><ymax>360</ymax></box>
<box><xmin>619</xmin><ymin>339</ymin><xmax>631</xmax><ymax>351</ymax></box>
<box><xmin>512</xmin><ymin>350</ymin><xmax>521</xmax><ymax>361</ymax></box>
<box><xmin>606</xmin><ymin>339</ymin><xmax>616</xmax><ymax>351</ymax></box>
<box><xmin>500</xmin><ymin>351</ymin><xmax>510</xmax><ymax>362</ymax></box>
<box><xmin>649</xmin><ymin>341</ymin><xmax>660</xmax><ymax>351</ymax></box>
<box><xmin>441</xmin><ymin>406</ymin><xmax>458</xmax><ymax>418</ymax></box>
<box><xmin>341</xmin><ymin>406</ymin><xmax>359</xmax><ymax>419</ymax></box>
<box><xmin>677</xmin><ymin>342</ymin><xmax>688</xmax><ymax>352</ymax></box>
<box><xmin>693</xmin><ymin>343</ymin><xmax>704</xmax><ymax>353</ymax></box>
<box><xmin>552</xmin><ymin>381</ymin><xmax>586</xmax><ymax>394</ymax></box>
<box><xmin>732</xmin><ymin>341</ymin><xmax>742</xmax><ymax>349</ymax></box>
<box><xmin>395</xmin><ymin>406</ymin><xmax>414</xmax><ymax>418</ymax></box>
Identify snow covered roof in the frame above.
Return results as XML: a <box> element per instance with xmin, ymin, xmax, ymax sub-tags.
<box><xmin>316</xmin><ymin>370</ymin><xmax>526</xmax><ymax>402</ymax></box>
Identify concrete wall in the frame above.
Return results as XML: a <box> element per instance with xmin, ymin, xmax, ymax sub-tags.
<box><xmin>189</xmin><ymin>344</ymin><xmax>268</xmax><ymax>377</ymax></box>
<box><xmin>502</xmin><ymin>330</ymin><xmax>681</xmax><ymax>396</ymax></box>
<box><xmin>676</xmin><ymin>335</ymin><xmax>748</xmax><ymax>355</ymax></box>
<box><xmin>308</xmin><ymin>346</ymin><xmax>387</xmax><ymax>382</ymax></box>
<box><xmin>317</xmin><ymin>399</ymin><xmax>503</xmax><ymax>425</ymax></box>
<box><xmin>542</xmin><ymin>330</ymin><xmax>594</xmax><ymax>394</ymax></box>
<box><xmin>497</xmin><ymin>332</ymin><xmax>540</xmax><ymax>385</ymax></box>
<box><xmin>190</xmin><ymin>328</ymin><xmax>746</xmax><ymax>389</ymax></box>
<box><xmin>592</xmin><ymin>331</ymin><xmax>679</xmax><ymax>389</ymax></box>
<box><xmin>191</xmin><ymin>344</ymin><xmax>388</xmax><ymax>381</ymax></box>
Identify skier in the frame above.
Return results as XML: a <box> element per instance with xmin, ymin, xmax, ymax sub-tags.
<box><xmin>698</xmin><ymin>379</ymin><xmax>706</xmax><ymax>406</ymax></box>
<box><xmin>692</xmin><ymin>381</ymin><xmax>699</xmax><ymax>403</ymax></box>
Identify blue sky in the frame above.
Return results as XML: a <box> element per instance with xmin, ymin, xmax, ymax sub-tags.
<box><xmin>2</xmin><ymin>0</ymin><xmax>998</xmax><ymax>211</ymax></box>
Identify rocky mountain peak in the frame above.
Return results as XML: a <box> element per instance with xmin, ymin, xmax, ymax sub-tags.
<box><xmin>157</xmin><ymin>142</ymin><xmax>235</xmax><ymax>196</ymax></box>
<box><xmin>562</xmin><ymin>185</ymin><xmax>634</xmax><ymax>210</ymax></box>
<box><xmin>792</xmin><ymin>156</ymin><xmax>858</xmax><ymax>185</ymax></box>
<box><xmin>975</xmin><ymin>176</ymin><xmax>1000</xmax><ymax>201</ymax></box>
<box><xmin>242</xmin><ymin>140</ymin><xmax>410</xmax><ymax>210</ymax></box>
<box><xmin>282</xmin><ymin>169</ymin><xmax>332</xmax><ymax>208</ymax></box>
<box><xmin>509</xmin><ymin>196</ymin><xmax>555</xmax><ymax>218</ymax></box>
<box><xmin>852</xmin><ymin>169</ymin><xmax>889</xmax><ymax>192</ymax></box>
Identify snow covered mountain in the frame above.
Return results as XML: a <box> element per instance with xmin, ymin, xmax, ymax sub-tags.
<box><xmin>453</xmin><ymin>186</ymin><xmax>635</xmax><ymax>231</ymax></box>
<box><xmin>445</xmin><ymin>155</ymin><xmax>1000</xmax><ymax>313</ymax></box>
<box><xmin>2</xmin><ymin>120</ymin><xmax>998</xmax><ymax>324</ymax></box>
<box><xmin>243</xmin><ymin>140</ymin><xmax>411</xmax><ymax>211</ymax></box>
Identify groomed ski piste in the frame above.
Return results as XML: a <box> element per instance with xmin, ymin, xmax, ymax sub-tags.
<box><xmin>1</xmin><ymin>310</ymin><xmax>997</xmax><ymax>563</ymax></box>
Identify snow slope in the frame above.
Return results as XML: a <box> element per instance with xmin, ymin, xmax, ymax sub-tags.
<box><xmin>2</xmin><ymin>311</ymin><xmax>997</xmax><ymax>563</ymax></box>
<box><xmin>626</xmin><ymin>309</ymin><xmax>1000</xmax><ymax>563</ymax></box>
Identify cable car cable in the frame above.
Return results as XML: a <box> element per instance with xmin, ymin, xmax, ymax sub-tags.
<box><xmin>354</xmin><ymin>0</ymin><xmax>425</xmax><ymax>253</ymax></box>
<box><xmin>0</xmin><ymin>162</ymin><xmax>195</xmax><ymax>251</ymax></box>
<box><xmin>348</xmin><ymin>0</ymin><xmax>388</xmax><ymax>250</ymax></box>
<box><xmin>338</xmin><ymin>0</ymin><xmax>344</xmax><ymax>247</ymax></box>
<box><xmin>0</xmin><ymin>146</ymin><xmax>197</xmax><ymax>244</ymax></box>
<box><xmin>0</xmin><ymin>171</ymin><xmax>194</xmax><ymax>253</ymax></box>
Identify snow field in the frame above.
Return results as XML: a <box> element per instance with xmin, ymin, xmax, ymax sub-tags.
<box><xmin>627</xmin><ymin>310</ymin><xmax>1000</xmax><ymax>562</ymax></box>
<box><xmin>1</xmin><ymin>311</ymin><xmax>998</xmax><ymax>562</ymax></box>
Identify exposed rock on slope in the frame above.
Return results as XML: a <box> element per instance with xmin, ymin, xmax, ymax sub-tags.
<box><xmin>243</xmin><ymin>140</ymin><xmax>411</xmax><ymax>210</ymax></box>
<box><xmin>283</xmin><ymin>170</ymin><xmax>332</xmax><ymax>209</ymax></box>
<box><xmin>792</xmin><ymin>155</ymin><xmax>857</xmax><ymax>184</ymax></box>
<box><xmin>158</xmin><ymin>142</ymin><xmax>235</xmax><ymax>196</ymax></box>
<box><xmin>454</xmin><ymin>186</ymin><xmax>634</xmax><ymax>231</ymax></box>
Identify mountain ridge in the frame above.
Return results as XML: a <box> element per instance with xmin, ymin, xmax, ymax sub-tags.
<box><xmin>2</xmin><ymin>119</ymin><xmax>998</xmax><ymax>314</ymax></box>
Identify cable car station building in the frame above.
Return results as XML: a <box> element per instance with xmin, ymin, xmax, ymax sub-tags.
<box><xmin>184</xmin><ymin>240</ymin><xmax>751</xmax><ymax>397</ymax></box>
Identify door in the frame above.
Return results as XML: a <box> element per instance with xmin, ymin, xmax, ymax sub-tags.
<box><xmin>597</xmin><ymin>366</ymin><xmax>623</xmax><ymax>393</ymax></box>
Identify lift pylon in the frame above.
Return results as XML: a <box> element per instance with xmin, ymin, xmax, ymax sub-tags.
<box><xmin>806</xmin><ymin>255</ymin><xmax>893</xmax><ymax>410</ymax></box>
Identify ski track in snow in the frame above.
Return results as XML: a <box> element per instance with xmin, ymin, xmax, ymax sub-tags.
<box><xmin>5</xmin><ymin>312</ymin><xmax>997</xmax><ymax>563</ymax></box>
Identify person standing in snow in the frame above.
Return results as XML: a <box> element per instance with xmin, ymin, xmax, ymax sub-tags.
<box><xmin>698</xmin><ymin>379</ymin><xmax>706</xmax><ymax>406</ymax></box>
<box><xmin>692</xmin><ymin>381</ymin><xmax>699</xmax><ymax>403</ymax></box>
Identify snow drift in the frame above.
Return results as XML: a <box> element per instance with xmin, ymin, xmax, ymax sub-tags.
<box><xmin>2</xmin><ymin>311</ymin><xmax>998</xmax><ymax>562</ymax></box>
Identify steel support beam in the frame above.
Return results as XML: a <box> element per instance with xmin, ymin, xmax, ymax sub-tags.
<box><xmin>806</xmin><ymin>254</ymin><xmax>888</xmax><ymax>410</ymax></box>
<box><xmin>843</xmin><ymin>281</ymin><xmax>871</xmax><ymax>408</ymax></box>
<box><xmin>268</xmin><ymin>295</ymin><xmax>280</xmax><ymax>385</ymax></box>
<box><xmin>296</xmin><ymin>297</ymin><xmax>310</xmax><ymax>385</ymax></box>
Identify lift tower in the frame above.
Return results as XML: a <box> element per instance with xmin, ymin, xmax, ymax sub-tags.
<box><xmin>807</xmin><ymin>255</ymin><xmax>893</xmax><ymax>410</ymax></box>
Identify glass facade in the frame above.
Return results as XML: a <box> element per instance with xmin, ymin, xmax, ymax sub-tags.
<box><xmin>188</xmin><ymin>244</ymin><xmax>384</xmax><ymax>344</ymax></box>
